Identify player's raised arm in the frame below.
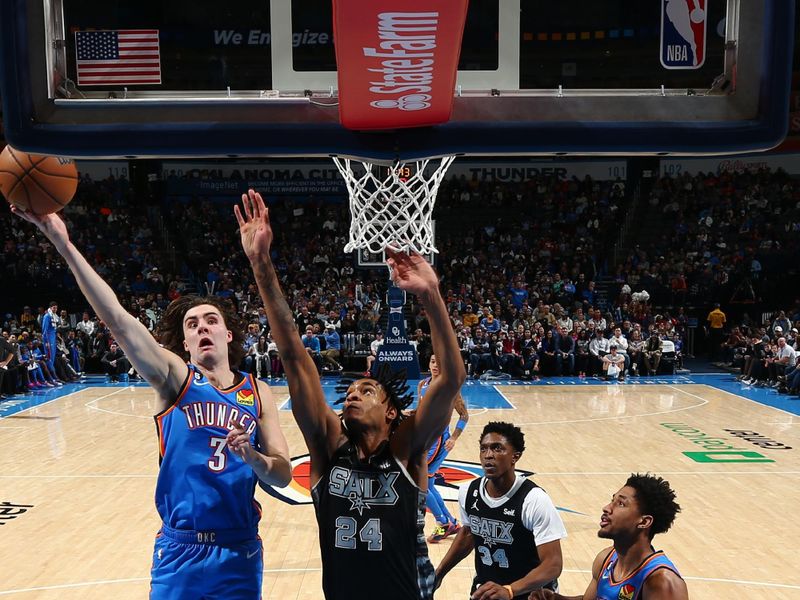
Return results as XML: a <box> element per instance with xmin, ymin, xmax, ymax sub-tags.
<box><xmin>10</xmin><ymin>207</ymin><xmax>185</xmax><ymax>397</ymax></box>
<box><xmin>387</xmin><ymin>248</ymin><xmax>465</xmax><ymax>457</ymax></box>
<box><xmin>236</xmin><ymin>190</ymin><xmax>341</xmax><ymax>471</ymax></box>
<box><xmin>445</xmin><ymin>392</ymin><xmax>469</xmax><ymax>451</ymax></box>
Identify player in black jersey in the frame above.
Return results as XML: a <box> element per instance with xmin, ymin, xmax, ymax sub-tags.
<box><xmin>240</xmin><ymin>189</ymin><xmax>466</xmax><ymax>600</ymax></box>
<box><xmin>435</xmin><ymin>422</ymin><xmax>566</xmax><ymax>600</ymax></box>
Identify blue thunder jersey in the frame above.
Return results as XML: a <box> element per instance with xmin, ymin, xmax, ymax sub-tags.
<box><xmin>596</xmin><ymin>548</ymin><xmax>681</xmax><ymax>600</ymax></box>
<box><xmin>154</xmin><ymin>365</ymin><xmax>263</xmax><ymax>532</ymax></box>
<box><xmin>420</xmin><ymin>377</ymin><xmax>451</xmax><ymax>469</ymax></box>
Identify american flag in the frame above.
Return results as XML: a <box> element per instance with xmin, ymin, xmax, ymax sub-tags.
<box><xmin>75</xmin><ymin>29</ymin><xmax>161</xmax><ymax>86</ymax></box>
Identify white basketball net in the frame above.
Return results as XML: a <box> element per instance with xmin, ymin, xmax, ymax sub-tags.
<box><xmin>333</xmin><ymin>155</ymin><xmax>456</xmax><ymax>256</ymax></box>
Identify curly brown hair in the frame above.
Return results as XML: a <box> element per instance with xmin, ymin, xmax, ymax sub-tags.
<box><xmin>155</xmin><ymin>295</ymin><xmax>246</xmax><ymax>370</ymax></box>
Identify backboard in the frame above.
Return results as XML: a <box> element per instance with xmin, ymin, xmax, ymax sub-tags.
<box><xmin>0</xmin><ymin>0</ymin><xmax>794</xmax><ymax>159</ymax></box>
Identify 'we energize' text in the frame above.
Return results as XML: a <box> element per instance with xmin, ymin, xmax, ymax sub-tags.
<box><xmin>213</xmin><ymin>30</ymin><xmax>329</xmax><ymax>46</ymax></box>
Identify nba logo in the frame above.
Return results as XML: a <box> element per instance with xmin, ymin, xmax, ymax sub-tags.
<box><xmin>660</xmin><ymin>0</ymin><xmax>707</xmax><ymax>69</ymax></box>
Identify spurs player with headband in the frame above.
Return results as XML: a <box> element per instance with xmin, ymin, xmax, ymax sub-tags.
<box><xmin>10</xmin><ymin>204</ymin><xmax>292</xmax><ymax>600</ymax></box>
<box><xmin>237</xmin><ymin>188</ymin><xmax>465</xmax><ymax>600</ymax></box>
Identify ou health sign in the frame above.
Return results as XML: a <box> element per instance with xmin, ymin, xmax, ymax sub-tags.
<box><xmin>660</xmin><ymin>0</ymin><xmax>707</xmax><ymax>69</ymax></box>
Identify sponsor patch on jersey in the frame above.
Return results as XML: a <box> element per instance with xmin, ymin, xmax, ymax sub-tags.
<box><xmin>236</xmin><ymin>389</ymin><xmax>255</xmax><ymax>406</ymax></box>
<box><xmin>618</xmin><ymin>584</ymin><xmax>636</xmax><ymax>600</ymax></box>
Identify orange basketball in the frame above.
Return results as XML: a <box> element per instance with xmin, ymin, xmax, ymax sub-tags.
<box><xmin>0</xmin><ymin>145</ymin><xmax>78</xmax><ymax>214</ymax></box>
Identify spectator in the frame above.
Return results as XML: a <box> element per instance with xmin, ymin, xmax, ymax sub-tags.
<box><xmin>574</xmin><ymin>329</ymin><xmax>591</xmax><ymax>377</ymax></box>
<box><xmin>706</xmin><ymin>303</ymin><xmax>727</xmax><ymax>361</ymax></box>
<box><xmin>602</xmin><ymin>345</ymin><xmax>626</xmax><ymax>381</ymax></box>
<box><xmin>628</xmin><ymin>330</ymin><xmax>645</xmax><ymax>376</ymax></box>
<box><xmin>643</xmin><ymin>331</ymin><xmax>663</xmax><ymax>376</ymax></box>
<box><xmin>100</xmin><ymin>342</ymin><xmax>132</xmax><ymax>382</ymax></box>
<box><xmin>301</xmin><ymin>325</ymin><xmax>323</xmax><ymax>374</ymax></box>
<box><xmin>555</xmin><ymin>327</ymin><xmax>575</xmax><ymax>376</ymax></box>
<box><xmin>0</xmin><ymin>334</ymin><xmax>15</xmax><ymax>399</ymax></box>
<box><xmin>321</xmin><ymin>323</ymin><xmax>342</xmax><ymax>371</ymax></box>
<box><xmin>364</xmin><ymin>330</ymin><xmax>384</xmax><ymax>375</ymax></box>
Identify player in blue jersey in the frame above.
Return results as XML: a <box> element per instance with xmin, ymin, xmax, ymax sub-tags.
<box><xmin>237</xmin><ymin>189</ymin><xmax>465</xmax><ymax>600</ymax></box>
<box><xmin>417</xmin><ymin>354</ymin><xmax>469</xmax><ymax>543</ymax></box>
<box><xmin>529</xmin><ymin>473</ymin><xmax>688</xmax><ymax>600</ymax></box>
<box><xmin>40</xmin><ymin>301</ymin><xmax>59</xmax><ymax>376</ymax></box>
<box><xmin>12</xmin><ymin>204</ymin><xmax>292</xmax><ymax>600</ymax></box>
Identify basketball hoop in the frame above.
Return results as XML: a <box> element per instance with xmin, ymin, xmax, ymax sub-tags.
<box><xmin>333</xmin><ymin>156</ymin><xmax>456</xmax><ymax>257</ymax></box>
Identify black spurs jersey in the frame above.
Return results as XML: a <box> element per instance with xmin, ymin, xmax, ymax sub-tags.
<box><xmin>312</xmin><ymin>440</ymin><xmax>435</xmax><ymax>600</ymax></box>
<box><xmin>464</xmin><ymin>477</ymin><xmax>560</xmax><ymax>599</ymax></box>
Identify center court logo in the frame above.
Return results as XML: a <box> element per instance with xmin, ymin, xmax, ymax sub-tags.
<box><xmin>259</xmin><ymin>456</ymin><xmax>532</xmax><ymax>506</ymax></box>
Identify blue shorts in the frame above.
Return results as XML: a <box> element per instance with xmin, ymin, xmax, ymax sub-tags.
<box><xmin>150</xmin><ymin>525</ymin><xmax>263</xmax><ymax>600</ymax></box>
<box><xmin>427</xmin><ymin>429</ymin><xmax>451</xmax><ymax>476</ymax></box>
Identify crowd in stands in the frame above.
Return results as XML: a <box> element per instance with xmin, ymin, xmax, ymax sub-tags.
<box><xmin>618</xmin><ymin>168</ymin><xmax>800</xmax><ymax>308</ymax></box>
<box><xmin>716</xmin><ymin>308</ymin><xmax>800</xmax><ymax>398</ymax></box>
<box><xmin>2</xmin><ymin>165</ymin><xmax>800</xmax><ymax>399</ymax></box>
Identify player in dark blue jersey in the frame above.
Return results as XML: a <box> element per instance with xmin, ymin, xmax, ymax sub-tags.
<box><xmin>238</xmin><ymin>189</ymin><xmax>466</xmax><ymax>600</ymax></box>
<box><xmin>12</xmin><ymin>204</ymin><xmax>292</xmax><ymax>600</ymax></box>
<box><xmin>417</xmin><ymin>354</ymin><xmax>469</xmax><ymax>543</ymax></box>
<box><xmin>529</xmin><ymin>473</ymin><xmax>688</xmax><ymax>600</ymax></box>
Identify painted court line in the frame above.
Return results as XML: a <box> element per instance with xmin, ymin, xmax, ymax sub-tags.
<box><xmin>514</xmin><ymin>393</ymin><xmax>707</xmax><ymax>427</ymax></box>
<box><xmin>2</xmin><ymin>571</ymin><xmax>797</xmax><ymax>595</ymax></box>
<box><xmin>3</xmin><ymin>469</ymin><xmax>799</xmax><ymax>480</ymax></box>
<box><xmin>492</xmin><ymin>386</ymin><xmax>517</xmax><ymax>409</ymax></box>
<box><xmin>84</xmin><ymin>387</ymin><xmax>150</xmax><ymax>419</ymax></box>
<box><xmin>0</xmin><ymin>388</ymin><xmax>86</xmax><ymax>420</ymax></box>
<box><xmin>706</xmin><ymin>385</ymin><xmax>800</xmax><ymax>420</ymax></box>
<box><xmin>534</xmin><ymin>470</ymin><xmax>800</xmax><ymax>476</ymax></box>
<box><xmin>560</xmin><ymin>569</ymin><xmax>800</xmax><ymax>591</ymax></box>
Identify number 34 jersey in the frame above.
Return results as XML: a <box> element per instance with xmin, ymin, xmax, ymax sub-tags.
<box><xmin>154</xmin><ymin>365</ymin><xmax>263</xmax><ymax>532</ymax></box>
<box><xmin>460</xmin><ymin>475</ymin><xmax>567</xmax><ymax>598</ymax></box>
<box><xmin>312</xmin><ymin>440</ymin><xmax>435</xmax><ymax>600</ymax></box>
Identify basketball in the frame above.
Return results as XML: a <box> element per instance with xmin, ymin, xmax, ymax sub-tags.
<box><xmin>0</xmin><ymin>145</ymin><xmax>78</xmax><ymax>214</ymax></box>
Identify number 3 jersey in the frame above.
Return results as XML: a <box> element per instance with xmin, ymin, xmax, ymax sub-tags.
<box><xmin>154</xmin><ymin>365</ymin><xmax>263</xmax><ymax>532</ymax></box>
<box><xmin>312</xmin><ymin>440</ymin><xmax>435</xmax><ymax>600</ymax></box>
<box><xmin>459</xmin><ymin>475</ymin><xmax>567</xmax><ymax>598</ymax></box>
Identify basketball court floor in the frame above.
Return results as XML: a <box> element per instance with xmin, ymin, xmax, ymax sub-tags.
<box><xmin>1</xmin><ymin>373</ymin><xmax>798</xmax><ymax>599</ymax></box>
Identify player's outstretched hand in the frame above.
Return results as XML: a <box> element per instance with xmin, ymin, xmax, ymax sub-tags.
<box><xmin>226</xmin><ymin>417</ymin><xmax>257</xmax><ymax>464</ymax></box>
<box><xmin>528</xmin><ymin>589</ymin><xmax>556</xmax><ymax>599</ymax></box>
<box><xmin>9</xmin><ymin>205</ymin><xmax>70</xmax><ymax>248</ymax></box>
<box><xmin>235</xmin><ymin>188</ymin><xmax>273</xmax><ymax>262</ymax></box>
<box><xmin>385</xmin><ymin>246</ymin><xmax>439</xmax><ymax>298</ymax></box>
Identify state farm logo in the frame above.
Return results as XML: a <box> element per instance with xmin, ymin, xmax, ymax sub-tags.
<box><xmin>363</xmin><ymin>12</ymin><xmax>438</xmax><ymax>113</ymax></box>
<box><xmin>371</xmin><ymin>94</ymin><xmax>432</xmax><ymax>112</ymax></box>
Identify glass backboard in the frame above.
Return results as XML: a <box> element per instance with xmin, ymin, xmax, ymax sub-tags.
<box><xmin>0</xmin><ymin>0</ymin><xmax>794</xmax><ymax>158</ymax></box>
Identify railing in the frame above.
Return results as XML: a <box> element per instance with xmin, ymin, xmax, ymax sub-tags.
<box><xmin>146</xmin><ymin>206</ymin><xmax>178</xmax><ymax>274</ymax></box>
<box><xmin>611</xmin><ymin>182</ymin><xmax>641</xmax><ymax>268</ymax></box>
